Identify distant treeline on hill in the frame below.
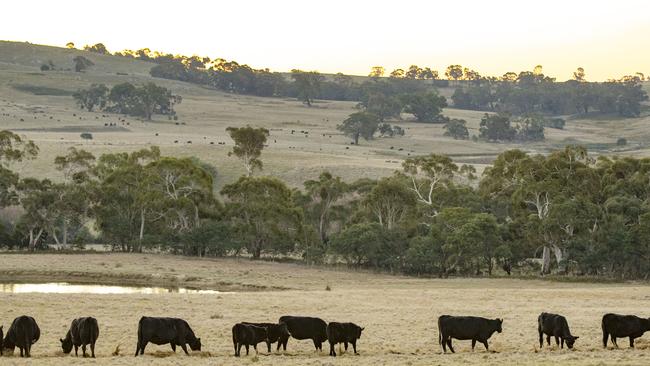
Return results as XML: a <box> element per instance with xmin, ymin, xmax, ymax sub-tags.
<box><xmin>74</xmin><ymin>43</ymin><xmax>648</xmax><ymax>119</ymax></box>
<box><xmin>3</xmin><ymin>128</ymin><xmax>650</xmax><ymax>280</ymax></box>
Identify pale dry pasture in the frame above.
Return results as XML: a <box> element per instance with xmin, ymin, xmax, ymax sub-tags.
<box><xmin>1</xmin><ymin>254</ymin><xmax>650</xmax><ymax>365</ymax></box>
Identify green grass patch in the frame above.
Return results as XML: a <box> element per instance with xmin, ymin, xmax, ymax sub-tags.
<box><xmin>12</xmin><ymin>84</ymin><xmax>74</xmax><ymax>96</ymax></box>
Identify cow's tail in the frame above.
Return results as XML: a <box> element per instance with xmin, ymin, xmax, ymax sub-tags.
<box><xmin>232</xmin><ymin>327</ymin><xmax>237</xmax><ymax>354</ymax></box>
<box><xmin>437</xmin><ymin>317</ymin><xmax>442</xmax><ymax>345</ymax></box>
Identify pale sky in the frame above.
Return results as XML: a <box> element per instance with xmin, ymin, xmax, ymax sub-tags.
<box><xmin>2</xmin><ymin>0</ymin><xmax>650</xmax><ymax>81</ymax></box>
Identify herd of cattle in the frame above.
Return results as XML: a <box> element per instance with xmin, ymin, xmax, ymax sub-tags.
<box><xmin>0</xmin><ymin>313</ymin><xmax>649</xmax><ymax>358</ymax></box>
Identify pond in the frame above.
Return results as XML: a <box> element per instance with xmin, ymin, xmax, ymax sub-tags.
<box><xmin>0</xmin><ymin>282</ymin><xmax>225</xmax><ymax>294</ymax></box>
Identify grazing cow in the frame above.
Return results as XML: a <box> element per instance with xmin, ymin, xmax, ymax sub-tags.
<box><xmin>134</xmin><ymin>317</ymin><xmax>201</xmax><ymax>356</ymax></box>
<box><xmin>60</xmin><ymin>317</ymin><xmax>100</xmax><ymax>357</ymax></box>
<box><xmin>326</xmin><ymin>322</ymin><xmax>364</xmax><ymax>357</ymax></box>
<box><xmin>241</xmin><ymin>322</ymin><xmax>289</xmax><ymax>352</ymax></box>
<box><xmin>602</xmin><ymin>313</ymin><xmax>650</xmax><ymax>348</ymax></box>
<box><xmin>2</xmin><ymin>315</ymin><xmax>40</xmax><ymax>357</ymax></box>
<box><xmin>538</xmin><ymin>312</ymin><xmax>578</xmax><ymax>349</ymax></box>
<box><xmin>438</xmin><ymin>315</ymin><xmax>502</xmax><ymax>353</ymax></box>
<box><xmin>278</xmin><ymin>316</ymin><xmax>328</xmax><ymax>351</ymax></box>
<box><xmin>232</xmin><ymin>323</ymin><xmax>268</xmax><ymax>357</ymax></box>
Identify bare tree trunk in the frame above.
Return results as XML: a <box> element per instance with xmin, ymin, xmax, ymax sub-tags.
<box><xmin>552</xmin><ymin>245</ymin><xmax>565</xmax><ymax>274</ymax></box>
<box><xmin>62</xmin><ymin>221</ymin><xmax>68</xmax><ymax>248</ymax></box>
<box><xmin>541</xmin><ymin>246</ymin><xmax>552</xmax><ymax>275</ymax></box>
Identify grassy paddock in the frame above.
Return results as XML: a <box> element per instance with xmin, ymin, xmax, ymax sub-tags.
<box><xmin>0</xmin><ymin>253</ymin><xmax>649</xmax><ymax>365</ymax></box>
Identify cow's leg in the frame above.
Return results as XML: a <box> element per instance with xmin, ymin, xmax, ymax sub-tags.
<box><xmin>135</xmin><ymin>342</ymin><xmax>140</xmax><ymax>357</ymax></box>
<box><xmin>180</xmin><ymin>344</ymin><xmax>189</xmax><ymax>355</ymax></box>
<box><xmin>245</xmin><ymin>344</ymin><xmax>250</xmax><ymax>355</ymax></box>
<box><xmin>630</xmin><ymin>337</ymin><xmax>635</xmax><ymax>348</ymax></box>
<box><xmin>91</xmin><ymin>342</ymin><xmax>96</xmax><ymax>358</ymax></box>
<box><xmin>482</xmin><ymin>340</ymin><xmax>489</xmax><ymax>351</ymax></box>
<box><xmin>75</xmin><ymin>345</ymin><xmax>79</xmax><ymax>356</ymax></box>
<box><xmin>472</xmin><ymin>339</ymin><xmax>476</xmax><ymax>350</ymax></box>
<box><xmin>352</xmin><ymin>340</ymin><xmax>357</xmax><ymax>354</ymax></box>
<box><xmin>612</xmin><ymin>337</ymin><xmax>618</xmax><ymax>348</ymax></box>
<box><xmin>171</xmin><ymin>343</ymin><xmax>176</xmax><ymax>352</ymax></box>
<box><xmin>603</xmin><ymin>331</ymin><xmax>609</xmax><ymax>348</ymax></box>
<box><xmin>20</xmin><ymin>347</ymin><xmax>24</xmax><ymax>357</ymax></box>
<box><xmin>329</xmin><ymin>342</ymin><xmax>336</xmax><ymax>357</ymax></box>
<box><xmin>266</xmin><ymin>341</ymin><xmax>271</xmax><ymax>353</ymax></box>
<box><xmin>554</xmin><ymin>336</ymin><xmax>560</xmax><ymax>346</ymax></box>
<box><xmin>236</xmin><ymin>343</ymin><xmax>242</xmax><ymax>357</ymax></box>
<box><xmin>447</xmin><ymin>338</ymin><xmax>455</xmax><ymax>353</ymax></box>
<box><xmin>344</xmin><ymin>341</ymin><xmax>348</xmax><ymax>351</ymax></box>
<box><xmin>82</xmin><ymin>344</ymin><xmax>87</xmax><ymax>357</ymax></box>
<box><xmin>539</xmin><ymin>331</ymin><xmax>544</xmax><ymax>348</ymax></box>
<box><xmin>546</xmin><ymin>335</ymin><xmax>551</xmax><ymax>346</ymax></box>
<box><xmin>254</xmin><ymin>344</ymin><xmax>258</xmax><ymax>354</ymax></box>
<box><xmin>560</xmin><ymin>338</ymin><xmax>565</xmax><ymax>349</ymax></box>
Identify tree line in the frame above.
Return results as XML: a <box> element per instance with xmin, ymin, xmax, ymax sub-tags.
<box><xmin>2</xmin><ymin>127</ymin><xmax>650</xmax><ymax>279</ymax></box>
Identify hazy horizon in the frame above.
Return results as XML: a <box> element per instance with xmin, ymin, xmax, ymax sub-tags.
<box><xmin>2</xmin><ymin>0</ymin><xmax>650</xmax><ymax>80</ymax></box>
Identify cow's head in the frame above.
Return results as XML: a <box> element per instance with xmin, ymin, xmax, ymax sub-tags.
<box><xmin>60</xmin><ymin>337</ymin><xmax>73</xmax><ymax>354</ymax></box>
<box><xmin>356</xmin><ymin>325</ymin><xmax>365</xmax><ymax>339</ymax></box>
<box><xmin>564</xmin><ymin>335</ymin><xmax>579</xmax><ymax>349</ymax></box>
<box><xmin>189</xmin><ymin>337</ymin><xmax>201</xmax><ymax>352</ymax></box>
<box><xmin>495</xmin><ymin>318</ymin><xmax>503</xmax><ymax>333</ymax></box>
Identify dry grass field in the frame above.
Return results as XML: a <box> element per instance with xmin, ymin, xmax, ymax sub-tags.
<box><xmin>1</xmin><ymin>253</ymin><xmax>650</xmax><ymax>365</ymax></box>
<box><xmin>1</xmin><ymin>41</ymin><xmax>650</xmax><ymax>191</ymax></box>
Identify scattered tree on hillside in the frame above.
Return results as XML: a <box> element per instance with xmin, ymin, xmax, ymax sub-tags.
<box><xmin>84</xmin><ymin>43</ymin><xmax>109</xmax><ymax>55</ymax></box>
<box><xmin>399</xmin><ymin>92</ymin><xmax>448</xmax><ymax>122</ymax></box>
<box><xmin>445</xmin><ymin>65</ymin><xmax>464</xmax><ymax>81</ymax></box>
<box><xmin>337</xmin><ymin>111</ymin><xmax>381</xmax><ymax>145</ymax></box>
<box><xmin>573</xmin><ymin>67</ymin><xmax>586</xmax><ymax>82</ymax></box>
<box><xmin>66</xmin><ymin>42</ymin><xmax>75</xmax><ymax>49</ymax></box>
<box><xmin>389</xmin><ymin>69</ymin><xmax>405</xmax><ymax>78</ymax></box>
<box><xmin>291</xmin><ymin>69</ymin><xmax>323</xmax><ymax>106</ymax></box>
<box><xmin>72</xmin><ymin>84</ymin><xmax>109</xmax><ymax>112</ymax></box>
<box><xmin>443</xmin><ymin>119</ymin><xmax>469</xmax><ymax>140</ymax></box>
<box><xmin>72</xmin><ymin>55</ymin><xmax>94</xmax><ymax>72</ymax></box>
<box><xmin>369</xmin><ymin>66</ymin><xmax>385</xmax><ymax>78</ymax></box>
<box><xmin>226</xmin><ymin>126</ymin><xmax>270</xmax><ymax>176</ymax></box>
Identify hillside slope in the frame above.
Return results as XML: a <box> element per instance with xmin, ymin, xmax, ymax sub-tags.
<box><xmin>0</xmin><ymin>41</ymin><xmax>649</xmax><ymax>190</ymax></box>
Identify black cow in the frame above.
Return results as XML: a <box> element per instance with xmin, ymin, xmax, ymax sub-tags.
<box><xmin>60</xmin><ymin>317</ymin><xmax>100</xmax><ymax>357</ymax></box>
<box><xmin>278</xmin><ymin>316</ymin><xmax>328</xmax><ymax>351</ymax></box>
<box><xmin>2</xmin><ymin>315</ymin><xmax>40</xmax><ymax>357</ymax></box>
<box><xmin>241</xmin><ymin>322</ymin><xmax>289</xmax><ymax>352</ymax></box>
<box><xmin>232</xmin><ymin>323</ymin><xmax>268</xmax><ymax>357</ymax></box>
<box><xmin>538</xmin><ymin>312</ymin><xmax>578</xmax><ymax>349</ymax></box>
<box><xmin>326</xmin><ymin>322</ymin><xmax>364</xmax><ymax>357</ymax></box>
<box><xmin>438</xmin><ymin>315</ymin><xmax>502</xmax><ymax>353</ymax></box>
<box><xmin>134</xmin><ymin>317</ymin><xmax>201</xmax><ymax>356</ymax></box>
<box><xmin>602</xmin><ymin>313</ymin><xmax>650</xmax><ymax>348</ymax></box>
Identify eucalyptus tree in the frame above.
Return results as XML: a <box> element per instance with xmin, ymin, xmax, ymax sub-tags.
<box><xmin>226</xmin><ymin>126</ymin><xmax>269</xmax><ymax>176</ymax></box>
<box><xmin>221</xmin><ymin>176</ymin><xmax>302</xmax><ymax>259</ymax></box>
<box><xmin>303</xmin><ymin>172</ymin><xmax>349</xmax><ymax>244</ymax></box>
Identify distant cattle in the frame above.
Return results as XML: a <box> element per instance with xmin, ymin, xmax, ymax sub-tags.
<box><xmin>60</xmin><ymin>317</ymin><xmax>99</xmax><ymax>357</ymax></box>
<box><xmin>232</xmin><ymin>323</ymin><xmax>268</xmax><ymax>356</ymax></box>
<box><xmin>538</xmin><ymin>312</ymin><xmax>578</xmax><ymax>349</ymax></box>
<box><xmin>602</xmin><ymin>313</ymin><xmax>650</xmax><ymax>348</ymax></box>
<box><xmin>241</xmin><ymin>322</ymin><xmax>289</xmax><ymax>352</ymax></box>
<box><xmin>278</xmin><ymin>316</ymin><xmax>328</xmax><ymax>351</ymax></box>
<box><xmin>326</xmin><ymin>322</ymin><xmax>364</xmax><ymax>357</ymax></box>
<box><xmin>2</xmin><ymin>315</ymin><xmax>40</xmax><ymax>357</ymax></box>
<box><xmin>134</xmin><ymin>317</ymin><xmax>201</xmax><ymax>356</ymax></box>
<box><xmin>438</xmin><ymin>315</ymin><xmax>502</xmax><ymax>353</ymax></box>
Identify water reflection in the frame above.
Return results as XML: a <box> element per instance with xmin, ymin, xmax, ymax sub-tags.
<box><xmin>0</xmin><ymin>283</ymin><xmax>225</xmax><ymax>294</ymax></box>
